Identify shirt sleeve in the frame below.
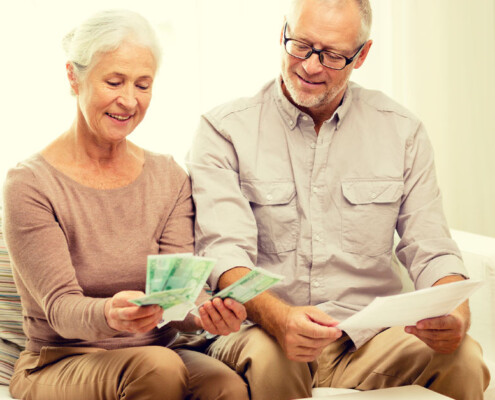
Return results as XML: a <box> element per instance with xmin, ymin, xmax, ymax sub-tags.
<box><xmin>186</xmin><ymin>115</ymin><xmax>257</xmax><ymax>290</ymax></box>
<box><xmin>395</xmin><ymin>122</ymin><xmax>468</xmax><ymax>289</ymax></box>
<box><xmin>2</xmin><ymin>167</ymin><xmax>118</xmax><ymax>341</ymax></box>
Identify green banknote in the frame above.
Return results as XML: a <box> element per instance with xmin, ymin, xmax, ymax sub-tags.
<box><xmin>146</xmin><ymin>253</ymin><xmax>192</xmax><ymax>294</ymax></box>
<box><xmin>212</xmin><ymin>267</ymin><xmax>283</xmax><ymax>303</ymax></box>
<box><xmin>191</xmin><ymin>267</ymin><xmax>283</xmax><ymax>317</ymax></box>
<box><xmin>133</xmin><ymin>254</ymin><xmax>216</xmax><ymax>322</ymax></box>
<box><xmin>130</xmin><ymin>287</ymin><xmax>191</xmax><ymax>310</ymax></box>
<box><xmin>161</xmin><ymin>256</ymin><xmax>216</xmax><ymax>301</ymax></box>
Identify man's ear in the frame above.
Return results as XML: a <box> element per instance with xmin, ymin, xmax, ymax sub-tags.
<box><xmin>280</xmin><ymin>18</ymin><xmax>287</xmax><ymax>45</ymax></box>
<box><xmin>353</xmin><ymin>40</ymin><xmax>373</xmax><ymax>70</ymax></box>
<box><xmin>66</xmin><ymin>62</ymin><xmax>79</xmax><ymax>95</ymax></box>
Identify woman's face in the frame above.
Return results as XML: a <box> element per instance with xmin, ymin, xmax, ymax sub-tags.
<box><xmin>73</xmin><ymin>41</ymin><xmax>157</xmax><ymax>145</ymax></box>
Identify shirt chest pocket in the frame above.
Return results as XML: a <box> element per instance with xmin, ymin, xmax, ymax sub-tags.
<box><xmin>341</xmin><ymin>180</ymin><xmax>403</xmax><ymax>257</ymax></box>
<box><xmin>240</xmin><ymin>180</ymin><xmax>299</xmax><ymax>254</ymax></box>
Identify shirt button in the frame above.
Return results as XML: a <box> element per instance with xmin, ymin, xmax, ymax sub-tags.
<box><xmin>313</xmin><ymin>281</ymin><xmax>320</xmax><ymax>288</ymax></box>
<box><xmin>312</xmin><ymin>186</ymin><xmax>318</xmax><ymax>194</ymax></box>
<box><xmin>266</xmin><ymin>194</ymin><xmax>273</xmax><ymax>201</ymax></box>
<box><xmin>315</xmin><ymin>234</ymin><xmax>321</xmax><ymax>241</ymax></box>
<box><xmin>302</xmin><ymin>116</ymin><xmax>309</xmax><ymax>121</ymax></box>
<box><xmin>370</xmin><ymin>192</ymin><xmax>377</xmax><ymax>199</ymax></box>
<box><xmin>288</xmin><ymin>120</ymin><xmax>294</xmax><ymax>126</ymax></box>
<box><xmin>310</xmin><ymin>143</ymin><xmax>316</xmax><ymax>149</ymax></box>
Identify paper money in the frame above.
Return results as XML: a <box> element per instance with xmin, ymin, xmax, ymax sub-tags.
<box><xmin>131</xmin><ymin>254</ymin><xmax>216</xmax><ymax>322</ymax></box>
<box><xmin>146</xmin><ymin>253</ymin><xmax>192</xmax><ymax>294</ymax></box>
<box><xmin>192</xmin><ymin>267</ymin><xmax>283</xmax><ymax>316</ymax></box>
<box><xmin>130</xmin><ymin>287</ymin><xmax>191</xmax><ymax>309</ymax></box>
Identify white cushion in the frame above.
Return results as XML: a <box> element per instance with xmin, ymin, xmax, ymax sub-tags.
<box><xmin>0</xmin><ymin>385</ymin><xmax>12</xmax><ymax>400</ymax></box>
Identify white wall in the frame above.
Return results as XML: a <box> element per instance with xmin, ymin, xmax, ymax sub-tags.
<box><xmin>354</xmin><ymin>1</ymin><xmax>495</xmax><ymax>238</ymax></box>
<box><xmin>1</xmin><ymin>0</ymin><xmax>494</xmax><ymax>237</ymax></box>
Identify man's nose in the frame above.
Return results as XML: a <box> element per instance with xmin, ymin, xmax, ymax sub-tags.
<box><xmin>302</xmin><ymin>52</ymin><xmax>324</xmax><ymax>75</ymax></box>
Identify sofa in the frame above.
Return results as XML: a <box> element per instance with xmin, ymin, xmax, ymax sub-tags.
<box><xmin>0</xmin><ymin>228</ymin><xmax>494</xmax><ymax>399</ymax></box>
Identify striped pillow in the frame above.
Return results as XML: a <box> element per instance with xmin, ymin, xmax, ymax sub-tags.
<box><xmin>0</xmin><ymin>213</ymin><xmax>25</xmax><ymax>385</ymax></box>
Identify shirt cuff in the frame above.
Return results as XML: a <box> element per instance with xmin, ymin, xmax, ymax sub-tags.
<box><xmin>208</xmin><ymin>252</ymin><xmax>256</xmax><ymax>291</ymax></box>
<box><xmin>414</xmin><ymin>254</ymin><xmax>468</xmax><ymax>290</ymax></box>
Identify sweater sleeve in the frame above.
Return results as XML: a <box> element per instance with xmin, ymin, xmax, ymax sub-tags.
<box><xmin>2</xmin><ymin>166</ymin><xmax>118</xmax><ymax>341</ymax></box>
<box><xmin>158</xmin><ymin>165</ymin><xmax>194</xmax><ymax>255</ymax></box>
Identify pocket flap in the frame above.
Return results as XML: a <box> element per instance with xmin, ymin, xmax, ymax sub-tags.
<box><xmin>240</xmin><ymin>180</ymin><xmax>296</xmax><ymax>206</ymax></box>
<box><xmin>342</xmin><ymin>180</ymin><xmax>403</xmax><ymax>205</ymax></box>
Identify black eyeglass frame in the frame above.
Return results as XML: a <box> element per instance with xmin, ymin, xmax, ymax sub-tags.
<box><xmin>283</xmin><ymin>23</ymin><xmax>365</xmax><ymax>70</ymax></box>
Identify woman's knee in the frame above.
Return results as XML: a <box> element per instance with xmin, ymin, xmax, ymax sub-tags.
<box><xmin>121</xmin><ymin>346</ymin><xmax>188</xmax><ymax>399</ymax></box>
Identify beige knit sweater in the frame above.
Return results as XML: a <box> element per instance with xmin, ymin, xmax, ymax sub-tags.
<box><xmin>2</xmin><ymin>151</ymin><xmax>194</xmax><ymax>352</ymax></box>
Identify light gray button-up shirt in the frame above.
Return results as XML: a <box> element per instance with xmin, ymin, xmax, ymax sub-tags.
<box><xmin>187</xmin><ymin>78</ymin><xmax>467</xmax><ymax>349</ymax></box>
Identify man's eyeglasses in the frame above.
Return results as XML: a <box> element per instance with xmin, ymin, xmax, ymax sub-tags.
<box><xmin>283</xmin><ymin>23</ymin><xmax>365</xmax><ymax>70</ymax></box>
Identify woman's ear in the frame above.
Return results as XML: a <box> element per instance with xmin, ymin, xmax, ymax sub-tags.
<box><xmin>66</xmin><ymin>62</ymin><xmax>79</xmax><ymax>95</ymax></box>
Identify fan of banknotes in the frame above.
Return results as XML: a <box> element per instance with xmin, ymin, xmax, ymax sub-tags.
<box><xmin>130</xmin><ymin>253</ymin><xmax>283</xmax><ymax>327</ymax></box>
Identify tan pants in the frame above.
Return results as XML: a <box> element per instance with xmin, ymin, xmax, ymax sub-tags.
<box><xmin>206</xmin><ymin>325</ymin><xmax>491</xmax><ymax>400</ymax></box>
<box><xmin>10</xmin><ymin>345</ymin><xmax>248</xmax><ymax>400</ymax></box>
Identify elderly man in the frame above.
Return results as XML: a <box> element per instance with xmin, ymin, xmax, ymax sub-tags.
<box><xmin>187</xmin><ymin>0</ymin><xmax>490</xmax><ymax>399</ymax></box>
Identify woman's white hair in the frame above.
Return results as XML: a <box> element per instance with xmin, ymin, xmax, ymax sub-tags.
<box><xmin>62</xmin><ymin>9</ymin><xmax>161</xmax><ymax>88</ymax></box>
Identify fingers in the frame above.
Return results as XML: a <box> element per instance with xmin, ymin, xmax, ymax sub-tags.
<box><xmin>198</xmin><ymin>298</ymin><xmax>246</xmax><ymax>336</ymax></box>
<box><xmin>404</xmin><ymin>314</ymin><xmax>465</xmax><ymax>354</ymax></box>
<box><xmin>105</xmin><ymin>291</ymin><xmax>163</xmax><ymax>334</ymax></box>
<box><xmin>416</xmin><ymin>314</ymin><xmax>461</xmax><ymax>330</ymax></box>
<box><xmin>224</xmin><ymin>298</ymin><xmax>248</xmax><ymax>321</ymax></box>
<box><xmin>405</xmin><ymin>326</ymin><xmax>462</xmax><ymax>354</ymax></box>
<box><xmin>278</xmin><ymin>306</ymin><xmax>342</xmax><ymax>362</ymax></box>
<box><xmin>286</xmin><ymin>308</ymin><xmax>341</xmax><ymax>341</ymax></box>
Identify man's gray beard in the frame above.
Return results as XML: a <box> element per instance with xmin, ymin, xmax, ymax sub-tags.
<box><xmin>282</xmin><ymin>69</ymin><xmax>345</xmax><ymax>110</ymax></box>
<box><xmin>283</xmin><ymin>73</ymin><xmax>328</xmax><ymax>108</ymax></box>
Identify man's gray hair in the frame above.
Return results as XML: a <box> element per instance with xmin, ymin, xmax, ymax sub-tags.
<box><xmin>287</xmin><ymin>0</ymin><xmax>372</xmax><ymax>45</ymax></box>
<box><xmin>62</xmin><ymin>9</ymin><xmax>161</xmax><ymax>88</ymax></box>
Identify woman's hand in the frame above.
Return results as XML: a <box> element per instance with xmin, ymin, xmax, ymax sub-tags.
<box><xmin>104</xmin><ymin>290</ymin><xmax>163</xmax><ymax>334</ymax></box>
<box><xmin>195</xmin><ymin>297</ymin><xmax>247</xmax><ymax>336</ymax></box>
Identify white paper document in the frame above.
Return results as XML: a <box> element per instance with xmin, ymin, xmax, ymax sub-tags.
<box><xmin>300</xmin><ymin>385</ymin><xmax>452</xmax><ymax>399</ymax></box>
<box><xmin>337</xmin><ymin>279</ymin><xmax>484</xmax><ymax>331</ymax></box>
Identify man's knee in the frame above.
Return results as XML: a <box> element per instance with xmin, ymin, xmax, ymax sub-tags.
<box><xmin>219</xmin><ymin>326</ymin><xmax>313</xmax><ymax>398</ymax></box>
<box><xmin>430</xmin><ymin>335</ymin><xmax>490</xmax><ymax>399</ymax></box>
<box><xmin>399</xmin><ymin>334</ymin><xmax>489</xmax><ymax>400</ymax></box>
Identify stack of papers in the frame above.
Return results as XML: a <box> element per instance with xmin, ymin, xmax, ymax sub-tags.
<box><xmin>337</xmin><ymin>279</ymin><xmax>484</xmax><ymax>331</ymax></box>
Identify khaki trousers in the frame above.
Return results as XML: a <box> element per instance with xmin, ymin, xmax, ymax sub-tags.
<box><xmin>206</xmin><ymin>325</ymin><xmax>491</xmax><ymax>400</ymax></box>
<box><xmin>10</xmin><ymin>345</ymin><xmax>248</xmax><ymax>400</ymax></box>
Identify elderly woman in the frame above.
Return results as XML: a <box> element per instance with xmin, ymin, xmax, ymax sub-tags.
<box><xmin>2</xmin><ymin>9</ymin><xmax>248</xmax><ymax>400</ymax></box>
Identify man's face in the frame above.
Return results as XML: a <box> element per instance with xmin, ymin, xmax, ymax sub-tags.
<box><xmin>281</xmin><ymin>0</ymin><xmax>365</xmax><ymax>117</ymax></box>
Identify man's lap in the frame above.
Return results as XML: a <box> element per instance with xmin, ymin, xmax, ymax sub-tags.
<box><xmin>199</xmin><ymin>324</ymin><xmax>488</xmax><ymax>400</ymax></box>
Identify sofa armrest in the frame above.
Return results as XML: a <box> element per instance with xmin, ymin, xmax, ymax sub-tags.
<box><xmin>450</xmin><ymin>229</ymin><xmax>495</xmax><ymax>361</ymax></box>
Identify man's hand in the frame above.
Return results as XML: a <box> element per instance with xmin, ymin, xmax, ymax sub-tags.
<box><xmin>275</xmin><ymin>305</ymin><xmax>342</xmax><ymax>362</ymax></box>
<box><xmin>195</xmin><ymin>297</ymin><xmax>247</xmax><ymax>335</ymax></box>
<box><xmin>104</xmin><ymin>290</ymin><xmax>163</xmax><ymax>334</ymax></box>
<box><xmin>405</xmin><ymin>275</ymin><xmax>471</xmax><ymax>354</ymax></box>
<box><xmin>217</xmin><ymin>267</ymin><xmax>341</xmax><ymax>362</ymax></box>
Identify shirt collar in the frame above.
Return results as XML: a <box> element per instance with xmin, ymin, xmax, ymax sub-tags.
<box><xmin>274</xmin><ymin>76</ymin><xmax>301</xmax><ymax>131</ymax></box>
<box><xmin>274</xmin><ymin>75</ymin><xmax>354</xmax><ymax>131</ymax></box>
